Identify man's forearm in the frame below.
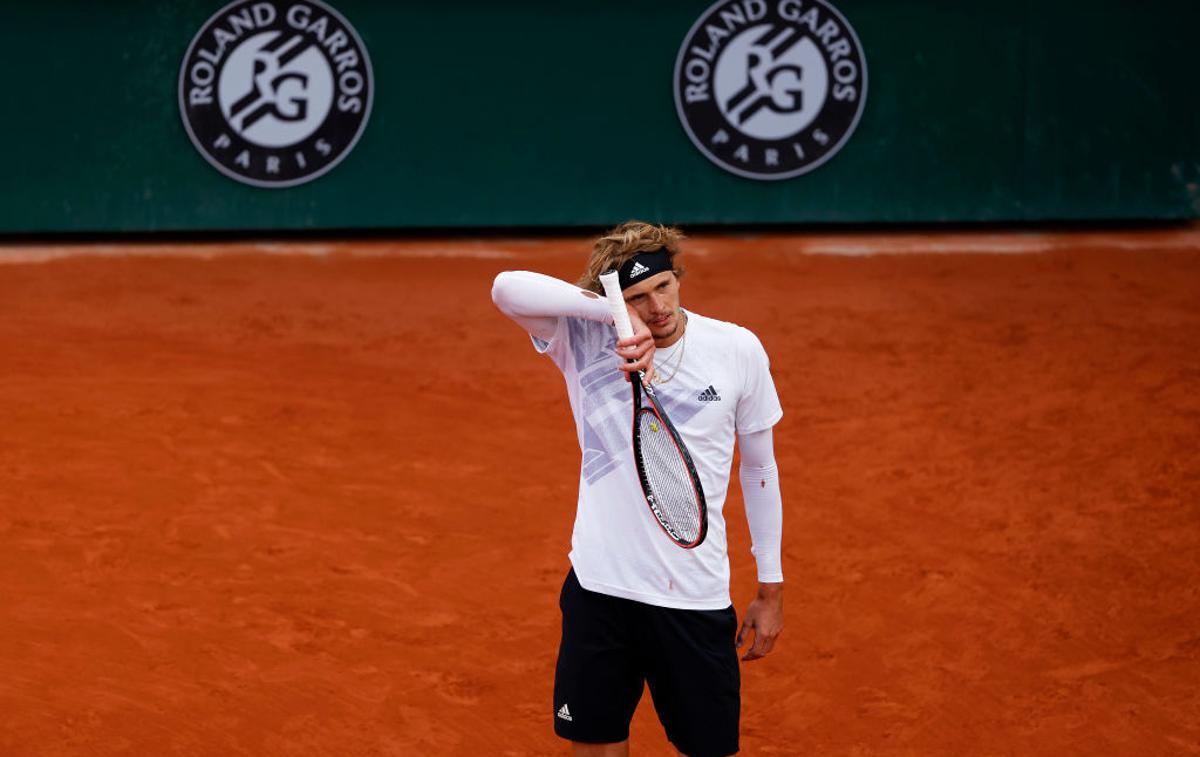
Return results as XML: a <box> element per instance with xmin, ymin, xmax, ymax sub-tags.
<box><xmin>491</xmin><ymin>270</ymin><xmax>612</xmax><ymax>338</ymax></box>
<box><xmin>739</xmin><ymin>429</ymin><xmax>784</xmax><ymax>583</ymax></box>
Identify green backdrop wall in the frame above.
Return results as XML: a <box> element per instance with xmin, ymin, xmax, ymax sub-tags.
<box><xmin>2</xmin><ymin>1</ymin><xmax>1198</xmax><ymax>234</ymax></box>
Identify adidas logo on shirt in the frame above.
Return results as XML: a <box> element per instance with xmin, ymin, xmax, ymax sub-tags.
<box><xmin>557</xmin><ymin>703</ymin><xmax>573</xmax><ymax>721</ymax></box>
<box><xmin>698</xmin><ymin>385</ymin><xmax>721</xmax><ymax>401</ymax></box>
<box><xmin>629</xmin><ymin>261</ymin><xmax>651</xmax><ymax>278</ymax></box>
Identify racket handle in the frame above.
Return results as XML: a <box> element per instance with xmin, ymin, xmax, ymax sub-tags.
<box><xmin>599</xmin><ymin>271</ymin><xmax>634</xmax><ymax>340</ymax></box>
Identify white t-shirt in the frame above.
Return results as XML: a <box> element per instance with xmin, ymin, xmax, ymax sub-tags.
<box><xmin>533</xmin><ymin>309</ymin><xmax>783</xmax><ymax>610</ymax></box>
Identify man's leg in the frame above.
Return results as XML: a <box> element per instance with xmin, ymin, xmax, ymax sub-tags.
<box><xmin>642</xmin><ymin>603</ymin><xmax>741</xmax><ymax>757</ymax></box>
<box><xmin>554</xmin><ymin>569</ymin><xmax>644</xmax><ymax>747</ymax></box>
<box><xmin>572</xmin><ymin>740</ymin><xmax>629</xmax><ymax>756</ymax></box>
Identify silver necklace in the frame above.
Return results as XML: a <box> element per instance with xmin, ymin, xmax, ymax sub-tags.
<box><xmin>652</xmin><ymin>313</ymin><xmax>688</xmax><ymax>385</ymax></box>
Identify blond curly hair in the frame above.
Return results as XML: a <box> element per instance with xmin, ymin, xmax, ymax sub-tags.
<box><xmin>577</xmin><ymin>220</ymin><xmax>687</xmax><ymax>294</ymax></box>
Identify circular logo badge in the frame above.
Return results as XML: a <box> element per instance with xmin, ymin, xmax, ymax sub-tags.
<box><xmin>179</xmin><ymin>0</ymin><xmax>373</xmax><ymax>188</ymax></box>
<box><xmin>674</xmin><ymin>0</ymin><xmax>867</xmax><ymax>181</ymax></box>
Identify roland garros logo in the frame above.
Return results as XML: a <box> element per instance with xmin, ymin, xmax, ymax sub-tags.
<box><xmin>179</xmin><ymin>0</ymin><xmax>373</xmax><ymax>188</ymax></box>
<box><xmin>674</xmin><ymin>0</ymin><xmax>867</xmax><ymax>181</ymax></box>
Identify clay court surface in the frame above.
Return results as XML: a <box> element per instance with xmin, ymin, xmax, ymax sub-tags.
<box><xmin>1</xmin><ymin>227</ymin><xmax>1198</xmax><ymax>756</ymax></box>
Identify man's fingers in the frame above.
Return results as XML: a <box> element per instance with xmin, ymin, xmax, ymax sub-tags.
<box><xmin>759</xmin><ymin>634</ymin><xmax>777</xmax><ymax>657</ymax></box>
<box><xmin>751</xmin><ymin>632</ymin><xmax>767</xmax><ymax>659</ymax></box>
<box><xmin>617</xmin><ymin>331</ymin><xmax>652</xmax><ymax>348</ymax></box>
<box><xmin>739</xmin><ymin>621</ymin><xmax>781</xmax><ymax>661</ymax></box>
<box><xmin>743</xmin><ymin>630</ymin><xmax>778</xmax><ymax>661</ymax></box>
<box><xmin>743</xmin><ymin>637</ymin><xmax>766</xmax><ymax>661</ymax></box>
<box><xmin>615</xmin><ymin>338</ymin><xmax>653</xmax><ymax>361</ymax></box>
<box><xmin>616</xmin><ymin>341</ymin><xmax>654</xmax><ymax>374</ymax></box>
<box><xmin>614</xmin><ymin>331</ymin><xmax>655</xmax><ymax>383</ymax></box>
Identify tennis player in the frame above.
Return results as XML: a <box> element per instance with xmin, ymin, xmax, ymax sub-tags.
<box><xmin>491</xmin><ymin>221</ymin><xmax>784</xmax><ymax>757</ymax></box>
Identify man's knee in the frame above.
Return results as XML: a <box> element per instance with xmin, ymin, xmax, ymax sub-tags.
<box><xmin>572</xmin><ymin>739</ymin><xmax>628</xmax><ymax>756</ymax></box>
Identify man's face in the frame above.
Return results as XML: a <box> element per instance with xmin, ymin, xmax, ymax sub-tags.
<box><xmin>623</xmin><ymin>271</ymin><xmax>683</xmax><ymax>345</ymax></box>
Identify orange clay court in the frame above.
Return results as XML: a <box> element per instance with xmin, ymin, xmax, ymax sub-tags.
<box><xmin>0</xmin><ymin>227</ymin><xmax>1197</xmax><ymax>756</ymax></box>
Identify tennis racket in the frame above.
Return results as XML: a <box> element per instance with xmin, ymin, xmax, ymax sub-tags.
<box><xmin>599</xmin><ymin>270</ymin><xmax>708</xmax><ymax>549</ymax></box>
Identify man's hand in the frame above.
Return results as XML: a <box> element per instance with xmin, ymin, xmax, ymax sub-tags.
<box><xmin>736</xmin><ymin>582</ymin><xmax>783</xmax><ymax>661</ymax></box>
<box><xmin>615</xmin><ymin>306</ymin><xmax>655</xmax><ymax>383</ymax></box>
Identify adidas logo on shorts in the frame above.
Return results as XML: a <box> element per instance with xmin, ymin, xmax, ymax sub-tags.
<box><xmin>629</xmin><ymin>261</ymin><xmax>651</xmax><ymax>278</ymax></box>
<box><xmin>698</xmin><ymin>385</ymin><xmax>721</xmax><ymax>401</ymax></box>
<box><xmin>557</xmin><ymin>703</ymin><xmax>573</xmax><ymax>721</ymax></box>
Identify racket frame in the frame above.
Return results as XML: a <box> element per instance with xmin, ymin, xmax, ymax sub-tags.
<box><xmin>598</xmin><ymin>271</ymin><xmax>708</xmax><ymax>549</ymax></box>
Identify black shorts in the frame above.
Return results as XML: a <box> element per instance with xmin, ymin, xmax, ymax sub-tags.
<box><xmin>553</xmin><ymin>568</ymin><xmax>740</xmax><ymax>757</ymax></box>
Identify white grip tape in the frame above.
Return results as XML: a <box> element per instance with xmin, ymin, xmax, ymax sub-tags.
<box><xmin>598</xmin><ymin>271</ymin><xmax>634</xmax><ymax>341</ymax></box>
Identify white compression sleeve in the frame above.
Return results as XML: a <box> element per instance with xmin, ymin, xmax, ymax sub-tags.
<box><xmin>491</xmin><ymin>270</ymin><xmax>613</xmax><ymax>341</ymax></box>
<box><xmin>739</xmin><ymin>427</ymin><xmax>784</xmax><ymax>583</ymax></box>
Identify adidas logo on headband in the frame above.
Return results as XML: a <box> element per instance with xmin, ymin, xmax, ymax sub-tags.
<box><xmin>617</xmin><ymin>248</ymin><xmax>672</xmax><ymax>290</ymax></box>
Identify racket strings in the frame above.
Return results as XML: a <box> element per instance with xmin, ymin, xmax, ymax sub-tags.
<box><xmin>637</xmin><ymin>409</ymin><xmax>703</xmax><ymax>543</ymax></box>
